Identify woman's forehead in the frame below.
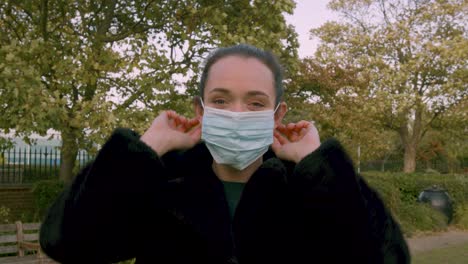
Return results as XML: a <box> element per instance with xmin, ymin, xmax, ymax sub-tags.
<box><xmin>205</xmin><ymin>56</ymin><xmax>275</xmax><ymax>98</ymax></box>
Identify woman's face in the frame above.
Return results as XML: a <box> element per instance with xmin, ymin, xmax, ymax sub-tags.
<box><xmin>202</xmin><ymin>55</ymin><xmax>277</xmax><ymax>112</ymax></box>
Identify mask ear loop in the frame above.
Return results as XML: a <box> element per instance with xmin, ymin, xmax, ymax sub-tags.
<box><xmin>199</xmin><ymin>97</ymin><xmax>205</xmax><ymax>109</ymax></box>
<box><xmin>274</xmin><ymin>102</ymin><xmax>281</xmax><ymax>113</ymax></box>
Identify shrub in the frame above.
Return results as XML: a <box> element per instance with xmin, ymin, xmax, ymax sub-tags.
<box><xmin>396</xmin><ymin>203</ymin><xmax>448</xmax><ymax>236</ymax></box>
<box><xmin>0</xmin><ymin>206</ymin><xmax>11</xmax><ymax>224</ymax></box>
<box><xmin>453</xmin><ymin>203</ymin><xmax>468</xmax><ymax>230</ymax></box>
<box><xmin>362</xmin><ymin>171</ymin><xmax>468</xmax><ymax>235</ymax></box>
<box><xmin>363</xmin><ymin>175</ymin><xmax>401</xmax><ymax>213</ymax></box>
<box><xmin>117</xmin><ymin>259</ymin><xmax>136</xmax><ymax>264</ymax></box>
<box><xmin>32</xmin><ymin>180</ymin><xmax>65</xmax><ymax>221</ymax></box>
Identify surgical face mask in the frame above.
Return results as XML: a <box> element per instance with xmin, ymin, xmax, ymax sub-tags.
<box><xmin>200</xmin><ymin>100</ymin><xmax>279</xmax><ymax>170</ymax></box>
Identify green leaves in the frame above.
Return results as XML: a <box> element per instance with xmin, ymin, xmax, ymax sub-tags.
<box><xmin>299</xmin><ymin>0</ymin><xmax>467</xmax><ymax>172</ymax></box>
<box><xmin>0</xmin><ymin>0</ymin><xmax>299</xmax><ymax>182</ymax></box>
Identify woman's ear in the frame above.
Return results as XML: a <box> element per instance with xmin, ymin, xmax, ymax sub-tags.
<box><xmin>274</xmin><ymin>102</ymin><xmax>287</xmax><ymax>128</ymax></box>
<box><xmin>193</xmin><ymin>96</ymin><xmax>204</xmax><ymax>121</ymax></box>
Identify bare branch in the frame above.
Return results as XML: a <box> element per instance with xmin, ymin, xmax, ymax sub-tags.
<box><xmin>379</xmin><ymin>0</ymin><xmax>391</xmax><ymax>25</ymax></box>
<box><xmin>96</xmin><ymin>0</ymin><xmax>117</xmax><ymax>39</ymax></box>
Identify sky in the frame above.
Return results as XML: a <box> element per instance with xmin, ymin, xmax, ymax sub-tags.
<box><xmin>285</xmin><ymin>0</ymin><xmax>339</xmax><ymax>58</ymax></box>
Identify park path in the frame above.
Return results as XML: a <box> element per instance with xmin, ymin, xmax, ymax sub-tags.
<box><xmin>407</xmin><ymin>229</ymin><xmax>468</xmax><ymax>253</ymax></box>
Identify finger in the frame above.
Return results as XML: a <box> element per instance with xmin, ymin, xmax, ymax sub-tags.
<box><xmin>292</xmin><ymin>121</ymin><xmax>308</xmax><ymax>134</ymax></box>
<box><xmin>274</xmin><ymin>131</ymin><xmax>289</xmax><ymax>145</ymax></box>
<box><xmin>180</xmin><ymin>116</ymin><xmax>188</xmax><ymax>125</ymax></box>
<box><xmin>296</xmin><ymin>120</ymin><xmax>310</xmax><ymax>130</ymax></box>
<box><xmin>174</xmin><ymin>114</ymin><xmax>183</xmax><ymax>128</ymax></box>
<box><xmin>289</xmin><ymin>123</ymin><xmax>307</xmax><ymax>138</ymax></box>
<box><xmin>188</xmin><ymin>125</ymin><xmax>202</xmax><ymax>143</ymax></box>
<box><xmin>188</xmin><ymin>123</ymin><xmax>200</xmax><ymax>132</ymax></box>
<box><xmin>299</xmin><ymin>126</ymin><xmax>310</xmax><ymax>136</ymax></box>
<box><xmin>296</xmin><ymin>127</ymin><xmax>310</xmax><ymax>141</ymax></box>
<box><xmin>287</xmin><ymin>123</ymin><xmax>296</xmax><ymax>131</ymax></box>
<box><xmin>156</xmin><ymin>111</ymin><xmax>169</xmax><ymax>125</ymax></box>
<box><xmin>291</xmin><ymin>120</ymin><xmax>310</xmax><ymax>136</ymax></box>
<box><xmin>167</xmin><ymin>110</ymin><xmax>178</xmax><ymax>120</ymax></box>
<box><xmin>177</xmin><ymin>116</ymin><xmax>187</xmax><ymax>132</ymax></box>
<box><xmin>182</xmin><ymin>119</ymin><xmax>191</xmax><ymax>132</ymax></box>
<box><xmin>276</xmin><ymin>124</ymin><xmax>288</xmax><ymax>134</ymax></box>
<box><xmin>289</xmin><ymin>130</ymin><xmax>300</xmax><ymax>142</ymax></box>
<box><xmin>188</xmin><ymin>118</ymin><xmax>200</xmax><ymax>127</ymax></box>
<box><xmin>166</xmin><ymin>111</ymin><xmax>178</xmax><ymax>129</ymax></box>
<box><xmin>271</xmin><ymin>137</ymin><xmax>282</xmax><ymax>154</ymax></box>
<box><xmin>279</xmin><ymin>123</ymin><xmax>294</xmax><ymax>139</ymax></box>
<box><xmin>188</xmin><ymin>124</ymin><xmax>201</xmax><ymax>135</ymax></box>
<box><xmin>169</xmin><ymin>111</ymin><xmax>183</xmax><ymax>126</ymax></box>
<box><xmin>189</xmin><ymin>119</ymin><xmax>201</xmax><ymax>132</ymax></box>
<box><xmin>169</xmin><ymin>112</ymin><xmax>190</xmax><ymax>132</ymax></box>
<box><xmin>181</xmin><ymin>118</ymin><xmax>197</xmax><ymax>132</ymax></box>
<box><xmin>166</xmin><ymin>110</ymin><xmax>178</xmax><ymax>120</ymax></box>
<box><xmin>280</xmin><ymin>125</ymin><xmax>296</xmax><ymax>141</ymax></box>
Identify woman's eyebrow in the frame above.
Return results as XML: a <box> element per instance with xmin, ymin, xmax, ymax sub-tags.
<box><xmin>246</xmin><ymin>91</ymin><xmax>269</xmax><ymax>97</ymax></box>
<box><xmin>208</xmin><ymin>87</ymin><xmax>231</xmax><ymax>94</ymax></box>
<box><xmin>208</xmin><ymin>88</ymin><xmax>269</xmax><ymax>98</ymax></box>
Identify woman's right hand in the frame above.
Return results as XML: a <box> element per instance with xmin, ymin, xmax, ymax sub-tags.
<box><xmin>140</xmin><ymin>111</ymin><xmax>201</xmax><ymax>156</ymax></box>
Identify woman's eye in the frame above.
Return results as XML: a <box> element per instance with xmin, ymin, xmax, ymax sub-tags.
<box><xmin>248</xmin><ymin>102</ymin><xmax>265</xmax><ymax>111</ymax></box>
<box><xmin>249</xmin><ymin>102</ymin><xmax>265</xmax><ymax>109</ymax></box>
<box><xmin>213</xmin><ymin>99</ymin><xmax>226</xmax><ymax>105</ymax></box>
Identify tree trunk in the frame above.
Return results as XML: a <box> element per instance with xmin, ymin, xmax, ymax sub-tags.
<box><xmin>59</xmin><ymin>132</ymin><xmax>79</xmax><ymax>185</ymax></box>
<box><xmin>399</xmin><ymin>102</ymin><xmax>424</xmax><ymax>173</ymax></box>
<box><xmin>381</xmin><ymin>154</ymin><xmax>390</xmax><ymax>172</ymax></box>
<box><xmin>403</xmin><ymin>143</ymin><xmax>417</xmax><ymax>173</ymax></box>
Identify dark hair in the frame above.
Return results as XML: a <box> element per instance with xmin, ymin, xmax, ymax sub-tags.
<box><xmin>199</xmin><ymin>44</ymin><xmax>284</xmax><ymax>105</ymax></box>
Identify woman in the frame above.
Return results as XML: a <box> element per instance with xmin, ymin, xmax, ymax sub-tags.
<box><xmin>40</xmin><ymin>44</ymin><xmax>410</xmax><ymax>263</ymax></box>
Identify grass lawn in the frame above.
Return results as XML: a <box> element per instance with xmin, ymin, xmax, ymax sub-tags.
<box><xmin>412</xmin><ymin>242</ymin><xmax>468</xmax><ymax>264</ymax></box>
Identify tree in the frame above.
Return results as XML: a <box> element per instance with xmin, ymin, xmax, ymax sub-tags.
<box><xmin>287</xmin><ymin>58</ymin><xmax>399</xmax><ymax>167</ymax></box>
<box><xmin>418</xmin><ymin>98</ymin><xmax>468</xmax><ymax>173</ymax></box>
<box><xmin>0</xmin><ymin>0</ymin><xmax>299</xmax><ymax>184</ymax></box>
<box><xmin>309</xmin><ymin>0</ymin><xmax>467</xmax><ymax>173</ymax></box>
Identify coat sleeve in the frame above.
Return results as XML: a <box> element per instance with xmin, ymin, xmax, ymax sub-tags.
<box><xmin>39</xmin><ymin>128</ymin><xmax>175</xmax><ymax>263</ymax></box>
<box><xmin>288</xmin><ymin>138</ymin><xmax>410</xmax><ymax>263</ymax></box>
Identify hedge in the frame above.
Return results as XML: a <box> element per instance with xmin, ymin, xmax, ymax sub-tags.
<box><xmin>362</xmin><ymin>171</ymin><xmax>468</xmax><ymax>236</ymax></box>
<box><xmin>29</xmin><ymin>172</ymin><xmax>468</xmax><ymax>237</ymax></box>
<box><xmin>32</xmin><ymin>179</ymin><xmax>65</xmax><ymax>221</ymax></box>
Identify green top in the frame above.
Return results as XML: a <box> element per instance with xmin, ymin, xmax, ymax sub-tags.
<box><xmin>221</xmin><ymin>181</ymin><xmax>246</xmax><ymax>219</ymax></box>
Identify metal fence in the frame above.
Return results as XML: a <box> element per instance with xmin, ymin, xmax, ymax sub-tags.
<box><xmin>360</xmin><ymin>158</ymin><xmax>467</xmax><ymax>174</ymax></box>
<box><xmin>1</xmin><ymin>146</ymin><xmax>465</xmax><ymax>185</ymax></box>
<box><xmin>0</xmin><ymin>147</ymin><xmax>93</xmax><ymax>185</ymax></box>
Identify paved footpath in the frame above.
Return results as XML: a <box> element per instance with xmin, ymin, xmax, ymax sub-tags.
<box><xmin>407</xmin><ymin>230</ymin><xmax>468</xmax><ymax>254</ymax></box>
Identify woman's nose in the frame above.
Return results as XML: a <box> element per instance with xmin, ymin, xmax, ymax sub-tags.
<box><xmin>230</xmin><ymin>102</ymin><xmax>245</xmax><ymax>112</ymax></box>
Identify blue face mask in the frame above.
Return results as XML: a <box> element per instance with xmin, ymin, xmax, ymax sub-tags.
<box><xmin>200</xmin><ymin>100</ymin><xmax>278</xmax><ymax>170</ymax></box>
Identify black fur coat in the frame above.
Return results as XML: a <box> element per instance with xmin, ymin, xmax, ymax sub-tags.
<box><xmin>40</xmin><ymin>128</ymin><xmax>410</xmax><ymax>263</ymax></box>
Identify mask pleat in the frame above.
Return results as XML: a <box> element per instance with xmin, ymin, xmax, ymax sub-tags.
<box><xmin>201</xmin><ymin>105</ymin><xmax>276</xmax><ymax>170</ymax></box>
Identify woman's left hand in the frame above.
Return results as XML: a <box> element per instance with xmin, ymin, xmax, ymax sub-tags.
<box><xmin>272</xmin><ymin>121</ymin><xmax>321</xmax><ymax>163</ymax></box>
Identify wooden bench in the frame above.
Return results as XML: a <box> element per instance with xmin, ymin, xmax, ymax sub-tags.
<box><xmin>0</xmin><ymin>221</ymin><xmax>55</xmax><ymax>264</ymax></box>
